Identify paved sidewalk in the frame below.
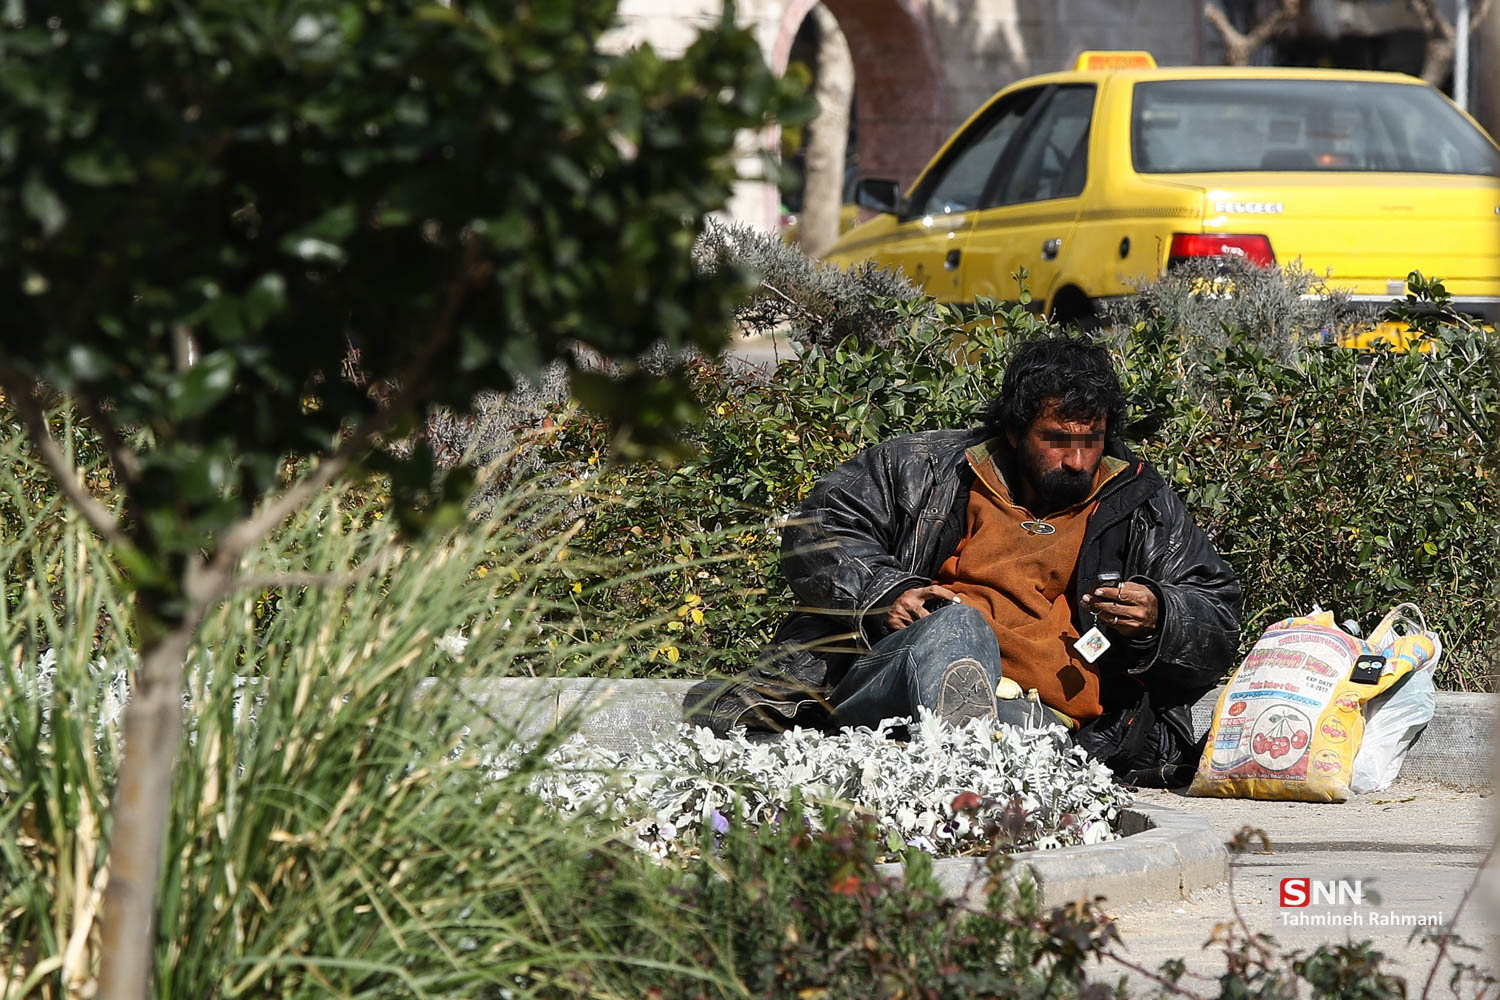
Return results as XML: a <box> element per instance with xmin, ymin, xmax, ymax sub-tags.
<box><xmin>1100</xmin><ymin>781</ymin><xmax>1495</xmax><ymax>994</ymax></box>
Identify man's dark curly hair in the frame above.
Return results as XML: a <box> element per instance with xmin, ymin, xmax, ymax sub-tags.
<box><xmin>982</xmin><ymin>334</ymin><xmax>1127</xmax><ymax>440</ymax></box>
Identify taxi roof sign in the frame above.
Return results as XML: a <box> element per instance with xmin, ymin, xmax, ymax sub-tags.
<box><xmin>1073</xmin><ymin>50</ymin><xmax>1156</xmax><ymax>71</ymax></box>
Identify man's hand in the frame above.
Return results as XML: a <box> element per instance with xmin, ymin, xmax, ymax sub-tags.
<box><xmin>1081</xmin><ymin>581</ymin><xmax>1159</xmax><ymax>638</ymax></box>
<box><xmin>885</xmin><ymin>584</ymin><xmax>962</xmax><ymax>632</ymax></box>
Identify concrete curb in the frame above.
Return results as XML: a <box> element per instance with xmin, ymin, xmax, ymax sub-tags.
<box><xmin>454</xmin><ymin>677</ymin><xmax>700</xmax><ymax>754</ymax></box>
<box><xmin>873</xmin><ymin>803</ymin><xmax>1227</xmax><ymax>910</ymax></box>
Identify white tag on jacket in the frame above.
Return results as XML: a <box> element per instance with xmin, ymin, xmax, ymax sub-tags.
<box><xmin>1074</xmin><ymin>626</ymin><xmax>1111</xmax><ymax>663</ymax></box>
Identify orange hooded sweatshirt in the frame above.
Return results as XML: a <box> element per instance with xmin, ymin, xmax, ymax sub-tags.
<box><xmin>933</xmin><ymin>438</ymin><xmax>1126</xmax><ymax>724</ymax></box>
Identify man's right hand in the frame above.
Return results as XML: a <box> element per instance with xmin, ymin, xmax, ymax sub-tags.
<box><xmin>884</xmin><ymin>584</ymin><xmax>963</xmax><ymax>632</ymax></box>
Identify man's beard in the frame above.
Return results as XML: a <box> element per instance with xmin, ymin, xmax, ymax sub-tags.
<box><xmin>1034</xmin><ymin>467</ymin><xmax>1094</xmax><ymax>512</ymax></box>
<box><xmin>1017</xmin><ymin>443</ymin><xmax>1096</xmax><ymax>513</ymax></box>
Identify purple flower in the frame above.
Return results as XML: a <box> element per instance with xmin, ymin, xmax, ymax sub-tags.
<box><xmin>710</xmin><ymin>809</ymin><xmax>730</xmax><ymax>834</ymax></box>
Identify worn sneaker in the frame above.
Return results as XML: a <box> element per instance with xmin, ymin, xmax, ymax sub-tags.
<box><xmin>935</xmin><ymin>658</ymin><xmax>998</xmax><ymax>727</ymax></box>
<box><xmin>994</xmin><ymin>695</ymin><xmax>1050</xmax><ymax>730</ymax></box>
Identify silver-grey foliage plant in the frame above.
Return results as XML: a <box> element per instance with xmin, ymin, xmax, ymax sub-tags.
<box><xmin>491</xmin><ymin>709</ymin><xmax>1131</xmax><ymax>860</ymax></box>
<box><xmin>694</xmin><ymin>218</ymin><xmax>931</xmax><ymax>350</ymax></box>
<box><xmin>1102</xmin><ymin>256</ymin><xmax>1376</xmax><ymax>363</ymax></box>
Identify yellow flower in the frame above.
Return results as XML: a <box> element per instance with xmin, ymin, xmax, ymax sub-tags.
<box><xmin>570</xmin><ymin>581</ymin><xmax>583</xmax><ymax>595</ymax></box>
<box><xmin>475</xmin><ymin>565</ymin><xmax>489</xmax><ymax>578</ymax></box>
<box><xmin>588</xmin><ymin>449</ymin><xmax>599</xmax><ymax>467</ymax></box>
<box><xmin>556</xmin><ymin>548</ymin><xmax>569</xmax><ymax>561</ymax></box>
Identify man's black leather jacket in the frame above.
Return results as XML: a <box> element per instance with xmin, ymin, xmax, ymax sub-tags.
<box><xmin>707</xmin><ymin>427</ymin><xmax>1243</xmax><ymax>747</ymax></box>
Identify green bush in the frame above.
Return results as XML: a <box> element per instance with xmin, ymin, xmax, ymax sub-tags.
<box><xmin>486</xmin><ymin>256</ymin><xmax>1496</xmax><ymax>689</ymax></box>
<box><xmin>1117</xmin><ymin>318</ymin><xmax>1496</xmax><ymax>680</ymax></box>
<box><xmin>499</xmin><ymin>298</ymin><xmax>1034</xmax><ymax>677</ymax></box>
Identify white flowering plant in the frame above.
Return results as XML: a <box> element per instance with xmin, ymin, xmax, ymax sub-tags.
<box><xmin>490</xmin><ymin>710</ymin><xmax>1132</xmax><ymax>861</ymax></box>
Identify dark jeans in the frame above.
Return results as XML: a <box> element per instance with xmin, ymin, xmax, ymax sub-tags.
<box><xmin>825</xmin><ymin>604</ymin><xmax>1199</xmax><ymax>786</ymax></box>
<box><xmin>828</xmin><ymin>603</ymin><xmax>1046</xmax><ymax>729</ymax></box>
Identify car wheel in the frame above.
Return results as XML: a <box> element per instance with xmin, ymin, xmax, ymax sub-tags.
<box><xmin>1050</xmin><ymin>288</ymin><xmax>1098</xmax><ymax>332</ymax></box>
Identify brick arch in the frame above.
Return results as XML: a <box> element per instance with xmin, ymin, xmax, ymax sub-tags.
<box><xmin>770</xmin><ymin>0</ymin><xmax>947</xmax><ymax>192</ymax></box>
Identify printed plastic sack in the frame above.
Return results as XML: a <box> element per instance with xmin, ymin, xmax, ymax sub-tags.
<box><xmin>1189</xmin><ymin>607</ymin><xmax>1438</xmax><ymax>803</ymax></box>
<box><xmin>1350</xmin><ymin>605</ymin><xmax>1442</xmax><ymax>793</ymax></box>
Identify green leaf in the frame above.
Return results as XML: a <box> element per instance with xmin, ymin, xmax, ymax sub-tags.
<box><xmin>62</xmin><ymin>148</ymin><xmax>137</xmax><ymax>186</ymax></box>
<box><xmin>65</xmin><ymin>343</ymin><xmax>113</xmax><ymax>381</ymax></box>
<box><xmin>414</xmin><ymin>4</ymin><xmax>464</xmax><ymax>24</ymax></box>
<box><xmin>281</xmin><ymin>236</ymin><xmax>346</xmax><ymax>264</ymax></box>
<box><xmin>165</xmin><ymin>352</ymin><xmax>238</xmax><ymax>421</ymax></box>
<box><xmin>241</xmin><ymin>272</ymin><xmax>287</xmax><ymax>330</ymax></box>
<box><xmin>296</xmin><ymin>202</ymin><xmax>358</xmax><ymax>244</ymax></box>
<box><xmin>21</xmin><ymin>171</ymin><xmax>66</xmax><ymax>236</ymax></box>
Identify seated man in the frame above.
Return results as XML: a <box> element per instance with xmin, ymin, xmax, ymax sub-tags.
<box><xmin>708</xmin><ymin>335</ymin><xmax>1242</xmax><ymax>786</ymax></box>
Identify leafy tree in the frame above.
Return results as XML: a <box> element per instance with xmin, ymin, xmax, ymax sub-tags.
<box><xmin>0</xmin><ymin>0</ymin><xmax>803</xmax><ymax>995</ymax></box>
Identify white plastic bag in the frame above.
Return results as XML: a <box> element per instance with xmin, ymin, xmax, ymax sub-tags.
<box><xmin>1350</xmin><ymin>604</ymin><xmax>1441</xmax><ymax>794</ymax></box>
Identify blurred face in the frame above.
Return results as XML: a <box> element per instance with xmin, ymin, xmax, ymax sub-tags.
<box><xmin>1007</xmin><ymin>399</ymin><xmax>1107</xmax><ymax>512</ymax></box>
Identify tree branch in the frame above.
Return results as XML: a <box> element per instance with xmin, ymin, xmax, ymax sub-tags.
<box><xmin>1470</xmin><ymin>0</ymin><xmax>1495</xmax><ymax>33</ymax></box>
<box><xmin>1104</xmin><ymin>949</ymin><xmax>1211</xmax><ymax>999</ymax></box>
<box><xmin>207</xmin><ymin>429</ymin><xmax>368</xmax><ymax>580</ymax></box>
<box><xmin>760</xmin><ymin>277</ymin><xmax>828</xmax><ymax>326</ymax></box>
<box><xmin>77</xmin><ymin>395</ymin><xmax>142</xmax><ymax>487</ymax></box>
<box><xmin>1245</xmin><ymin>0</ymin><xmax>1304</xmax><ymax>49</ymax></box>
<box><xmin>1200</xmin><ymin>2</ymin><xmax>1248</xmax><ymax>58</ymax></box>
<box><xmin>1205</xmin><ymin>0</ymin><xmax>1304</xmax><ymax>64</ymax></box>
<box><xmin>1203</xmin><ymin>2</ymin><xmax>1249</xmax><ymax>55</ymax></box>
<box><xmin>1</xmin><ymin>370</ymin><xmax>130</xmax><ymax>549</ymax></box>
<box><xmin>1406</xmin><ymin>0</ymin><xmax>1451</xmax><ymax>41</ymax></box>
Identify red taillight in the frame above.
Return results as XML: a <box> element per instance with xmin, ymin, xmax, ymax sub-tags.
<box><xmin>1168</xmin><ymin>233</ymin><xmax>1275</xmax><ymax>268</ymax></box>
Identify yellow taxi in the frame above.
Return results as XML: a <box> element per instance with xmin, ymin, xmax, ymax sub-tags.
<box><xmin>822</xmin><ymin>52</ymin><xmax>1500</xmax><ymax>334</ymax></box>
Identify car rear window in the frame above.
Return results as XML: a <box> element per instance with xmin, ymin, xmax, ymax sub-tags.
<box><xmin>1132</xmin><ymin>79</ymin><xmax>1499</xmax><ymax>177</ymax></box>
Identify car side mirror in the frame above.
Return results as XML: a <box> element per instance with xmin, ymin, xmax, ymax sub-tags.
<box><xmin>853</xmin><ymin>177</ymin><xmax>904</xmax><ymax>216</ymax></box>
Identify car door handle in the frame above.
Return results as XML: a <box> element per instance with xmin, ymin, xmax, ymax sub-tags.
<box><xmin>944</xmin><ymin>248</ymin><xmax>962</xmax><ymax>270</ymax></box>
<box><xmin>1041</xmin><ymin>238</ymin><xmax>1062</xmax><ymax>260</ymax></box>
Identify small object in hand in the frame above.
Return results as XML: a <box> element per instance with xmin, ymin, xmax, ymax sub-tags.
<box><xmin>1078</xmin><ymin>570</ymin><xmax>1122</xmax><ymax>661</ymax></box>
<box><xmin>923</xmin><ymin>595</ymin><xmax>963</xmax><ymax>613</ymax></box>
<box><xmin>1074</xmin><ymin>626</ymin><xmax>1111</xmax><ymax>662</ymax></box>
